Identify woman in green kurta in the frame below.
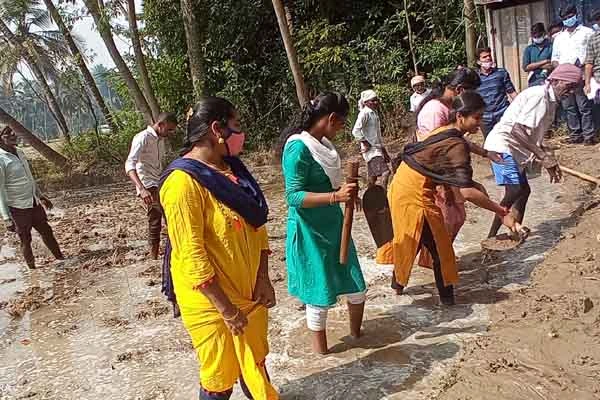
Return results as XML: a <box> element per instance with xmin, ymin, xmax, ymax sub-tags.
<box><xmin>280</xmin><ymin>92</ymin><xmax>367</xmax><ymax>354</ymax></box>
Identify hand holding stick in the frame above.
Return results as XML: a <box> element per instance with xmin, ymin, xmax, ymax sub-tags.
<box><xmin>340</xmin><ymin>162</ymin><xmax>360</xmax><ymax>265</ymax></box>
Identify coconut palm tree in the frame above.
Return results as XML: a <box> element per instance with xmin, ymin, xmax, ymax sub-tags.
<box><xmin>122</xmin><ymin>0</ymin><xmax>160</xmax><ymax>119</ymax></box>
<box><xmin>0</xmin><ymin>1</ymin><xmax>71</xmax><ymax>140</ymax></box>
<box><xmin>0</xmin><ymin>105</ymin><xmax>69</xmax><ymax>166</ymax></box>
<box><xmin>180</xmin><ymin>0</ymin><xmax>206</xmax><ymax>99</ymax></box>
<box><xmin>82</xmin><ymin>0</ymin><xmax>154</xmax><ymax>124</ymax></box>
<box><xmin>41</xmin><ymin>0</ymin><xmax>119</xmax><ymax>133</ymax></box>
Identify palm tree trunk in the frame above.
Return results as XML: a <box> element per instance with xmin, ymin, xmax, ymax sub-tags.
<box><xmin>42</xmin><ymin>0</ymin><xmax>119</xmax><ymax>133</ymax></box>
<box><xmin>272</xmin><ymin>0</ymin><xmax>308</xmax><ymax>106</ymax></box>
<box><xmin>126</xmin><ymin>0</ymin><xmax>160</xmax><ymax>119</ymax></box>
<box><xmin>0</xmin><ymin>18</ymin><xmax>71</xmax><ymax>141</ymax></box>
<box><xmin>464</xmin><ymin>0</ymin><xmax>478</xmax><ymax>66</ymax></box>
<box><xmin>0</xmin><ymin>105</ymin><xmax>69</xmax><ymax>167</ymax></box>
<box><xmin>180</xmin><ymin>0</ymin><xmax>206</xmax><ymax>99</ymax></box>
<box><xmin>83</xmin><ymin>0</ymin><xmax>154</xmax><ymax>124</ymax></box>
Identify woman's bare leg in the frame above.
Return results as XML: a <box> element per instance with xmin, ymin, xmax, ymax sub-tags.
<box><xmin>310</xmin><ymin>330</ymin><xmax>328</xmax><ymax>354</ymax></box>
<box><xmin>347</xmin><ymin>302</ymin><xmax>365</xmax><ymax>338</ymax></box>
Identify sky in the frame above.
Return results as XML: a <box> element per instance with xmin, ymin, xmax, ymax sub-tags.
<box><xmin>66</xmin><ymin>0</ymin><xmax>145</xmax><ymax>68</ymax></box>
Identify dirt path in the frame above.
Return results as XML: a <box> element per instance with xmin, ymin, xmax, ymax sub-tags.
<box><xmin>0</xmin><ymin>141</ymin><xmax>598</xmax><ymax>400</ymax></box>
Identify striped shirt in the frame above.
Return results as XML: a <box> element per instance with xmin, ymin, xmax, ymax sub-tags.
<box><xmin>476</xmin><ymin>68</ymin><xmax>516</xmax><ymax>122</ymax></box>
<box><xmin>585</xmin><ymin>31</ymin><xmax>600</xmax><ymax>81</ymax></box>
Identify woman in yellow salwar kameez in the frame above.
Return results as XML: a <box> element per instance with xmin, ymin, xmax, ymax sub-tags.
<box><xmin>160</xmin><ymin>97</ymin><xmax>279</xmax><ymax>400</ymax></box>
<box><xmin>388</xmin><ymin>91</ymin><xmax>518</xmax><ymax>305</ymax></box>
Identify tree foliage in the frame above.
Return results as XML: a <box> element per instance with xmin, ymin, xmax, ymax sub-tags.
<box><xmin>141</xmin><ymin>0</ymin><xmax>473</xmax><ymax>149</ymax></box>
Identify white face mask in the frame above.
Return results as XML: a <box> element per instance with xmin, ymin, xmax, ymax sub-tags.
<box><xmin>532</xmin><ymin>36</ymin><xmax>545</xmax><ymax>44</ymax></box>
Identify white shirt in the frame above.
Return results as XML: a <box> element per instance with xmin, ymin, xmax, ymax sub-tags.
<box><xmin>552</xmin><ymin>25</ymin><xmax>594</xmax><ymax>65</ymax></box>
<box><xmin>352</xmin><ymin>106</ymin><xmax>384</xmax><ymax>162</ymax></box>
<box><xmin>125</xmin><ymin>126</ymin><xmax>165</xmax><ymax>192</ymax></box>
<box><xmin>484</xmin><ymin>84</ymin><xmax>557</xmax><ymax>166</ymax></box>
<box><xmin>410</xmin><ymin>89</ymin><xmax>431</xmax><ymax>112</ymax></box>
<box><xmin>0</xmin><ymin>147</ymin><xmax>42</xmax><ymax>221</ymax></box>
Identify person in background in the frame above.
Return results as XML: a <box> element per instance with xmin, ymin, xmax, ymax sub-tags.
<box><xmin>281</xmin><ymin>92</ymin><xmax>366</xmax><ymax>355</ymax></box>
<box><xmin>548</xmin><ymin>21</ymin><xmax>564</xmax><ymax>42</ymax></box>
<box><xmin>160</xmin><ymin>97</ymin><xmax>278</xmax><ymax>400</ymax></box>
<box><xmin>585</xmin><ymin>10</ymin><xmax>600</xmax><ymax>138</ymax></box>
<box><xmin>552</xmin><ymin>4</ymin><xmax>595</xmax><ymax>144</ymax></box>
<box><xmin>407</xmin><ymin>68</ymin><xmax>500</xmax><ymax>274</ymax></box>
<box><xmin>352</xmin><ymin>90</ymin><xmax>391</xmax><ymax>187</ymax></box>
<box><xmin>415</xmin><ymin>67</ymin><xmax>481</xmax><ymax>140</ymax></box>
<box><xmin>0</xmin><ymin>127</ymin><xmax>63</xmax><ymax>269</ymax></box>
<box><xmin>476</xmin><ymin>47</ymin><xmax>518</xmax><ymax>138</ymax></box>
<box><xmin>523</xmin><ymin>23</ymin><xmax>553</xmax><ymax>87</ymax></box>
<box><xmin>388</xmin><ymin>91</ymin><xmax>518</xmax><ymax>306</ymax></box>
<box><xmin>485</xmin><ymin>64</ymin><xmax>581</xmax><ymax>239</ymax></box>
<box><xmin>125</xmin><ymin>112</ymin><xmax>177</xmax><ymax>260</ymax></box>
<box><xmin>410</xmin><ymin>75</ymin><xmax>431</xmax><ymax>113</ymax></box>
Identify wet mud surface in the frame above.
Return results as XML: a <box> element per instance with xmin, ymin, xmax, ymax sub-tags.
<box><xmin>1</xmin><ymin>140</ymin><xmax>599</xmax><ymax>399</ymax></box>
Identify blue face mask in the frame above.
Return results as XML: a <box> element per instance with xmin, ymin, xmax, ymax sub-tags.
<box><xmin>594</xmin><ymin>23</ymin><xmax>600</xmax><ymax>32</ymax></box>
<box><xmin>563</xmin><ymin>15</ymin><xmax>578</xmax><ymax>28</ymax></box>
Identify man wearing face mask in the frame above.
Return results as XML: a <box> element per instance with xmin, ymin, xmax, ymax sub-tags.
<box><xmin>552</xmin><ymin>5</ymin><xmax>595</xmax><ymax>144</ymax></box>
<box><xmin>523</xmin><ymin>23</ymin><xmax>553</xmax><ymax>87</ymax></box>
<box><xmin>476</xmin><ymin>47</ymin><xmax>518</xmax><ymax>138</ymax></box>
<box><xmin>548</xmin><ymin>21</ymin><xmax>564</xmax><ymax>42</ymax></box>
<box><xmin>484</xmin><ymin>64</ymin><xmax>581</xmax><ymax>238</ymax></box>
<box><xmin>125</xmin><ymin>112</ymin><xmax>178</xmax><ymax>260</ymax></box>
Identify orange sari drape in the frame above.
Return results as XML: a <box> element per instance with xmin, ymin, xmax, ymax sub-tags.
<box><xmin>386</xmin><ymin>162</ymin><xmax>459</xmax><ymax>287</ymax></box>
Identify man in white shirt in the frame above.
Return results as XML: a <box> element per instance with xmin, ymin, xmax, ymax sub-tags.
<box><xmin>551</xmin><ymin>5</ymin><xmax>595</xmax><ymax>144</ymax></box>
<box><xmin>125</xmin><ymin>112</ymin><xmax>177</xmax><ymax>259</ymax></box>
<box><xmin>409</xmin><ymin>75</ymin><xmax>431</xmax><ymax>112</ymax></box>
<box><xmin>352</xmin><ymin>90</ymin><xmax>390</xmax><ymax>187</ymax></box>
<box><xmin>484</xmin><ymin>64</ymin><xmax>581</xmax><ymax>238</ymax></box>
<box><xmin>0</xmin><ymin>127</ymin><xmax>63</xmax><ymax>269</ymax></box>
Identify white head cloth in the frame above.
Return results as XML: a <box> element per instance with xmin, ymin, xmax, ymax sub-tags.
<box><xmin>358</xmin><ymin>89</ymin><xmax>378</xmax><ymax>110</ymax></box>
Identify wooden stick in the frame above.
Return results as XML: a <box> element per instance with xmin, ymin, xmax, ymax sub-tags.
<box><xmin>340</xmin><ymin>162</ymin><xmax>360</xmax><ymax>265</ymax></box>
<box><xmin>560</xmin><ymin>165</ymin><xmax>600</xmax><ymax>186</ymax></box>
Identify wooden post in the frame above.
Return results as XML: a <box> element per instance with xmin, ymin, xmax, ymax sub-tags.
<box><xmin>272</xmin><ymin>0</ymin><xmax>309</xmax><ymax>106</ymax></box>
<box><xmin>464</xmin><ymin>0</ymin><xmax>478</xmax><ymax>66</ymax></box>
<box><xmin>403</xmin><ymin>0</ymin><xmax>418</xmax><ymax>75</ymax></box>
<box><xmin>340</xmin><ymin>162</ymin><xmax>360</xmax><ymax>265</ymax></box>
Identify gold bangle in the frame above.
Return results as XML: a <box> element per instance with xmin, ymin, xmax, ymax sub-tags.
<box><xmin>223</xmin><ymin>308</ymin><xmax>240</xmax><ymax>321</ymax></box>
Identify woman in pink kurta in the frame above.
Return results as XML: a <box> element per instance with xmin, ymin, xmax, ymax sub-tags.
<box><xmin>413</xmin><ymin>69</ymin><xmax>481</xmax><ymax>268</ymax></box>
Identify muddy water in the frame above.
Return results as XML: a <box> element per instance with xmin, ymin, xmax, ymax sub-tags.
<box><xmin>0</xmin><ymin>170</ymin><xmax>581</xmax><ymax>400</ymax></box>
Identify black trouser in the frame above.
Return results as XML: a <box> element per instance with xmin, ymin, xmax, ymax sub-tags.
<box><xmin>488</xmin><ymin>182</ymin><xmax>531</xmax><ymax>238</ymax></box>
<box><xmin>146</xmin><ymin>187</ymin><xmax>163</xmax><ymax>246</ymax></box>
<box><xmin>9</xmin><ymin>204</ymin><xmax>63</xmax><ymax>268</ymax></box>
<box><xmin>391</xmin><ymin>220</ymin><xmax>454</xmax><ymax>299</ymax></box>
<box><xmin>481</xmin><ymin>114</ymin><xmax>502</xmax><ymax>139</ymax></box>
<box><xmin>561</xmin><ymin>87</ymin><xmax>594</xmax><ymax>141</ymax></box>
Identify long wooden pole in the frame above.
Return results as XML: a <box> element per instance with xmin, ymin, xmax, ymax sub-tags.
<box><xmin>403</xmin><ymin>0</ymin><xmax>418</xmax><ymax>75</ymax></box>
<box><xmin>560</xmin><ymin>165</ymin><xmax>600</xmax><ymax>186</ymax></box>
<box><xmin>340</xmin><ymin>162</ymin><xmax>360</xmax><ymax>265</ymax></box>
<box><xmin>272</xmin><ymin>0</ymin><xmax>309</xmax><ymax>106</ymax></box>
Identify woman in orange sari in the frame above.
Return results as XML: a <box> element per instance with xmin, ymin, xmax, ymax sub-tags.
<box><xmin>414</xmin><ymin>68</ymin><xmax>501</xmax><ymax>268</ymax></box>
<box><xmin>388</xmin><ymin>91</ymin><xmax>518</xmax><ymax>305</ymax></box>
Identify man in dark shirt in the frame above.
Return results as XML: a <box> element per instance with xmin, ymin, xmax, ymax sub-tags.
<box><xmin>523</xmin><ymin>23</ymin><xmax>553</xmax><ymax>87</ymax></box>
<box><xmin>476</xmin><ymin>47</ymin><xmax>518</xmax><ymax>138</ymax></box>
